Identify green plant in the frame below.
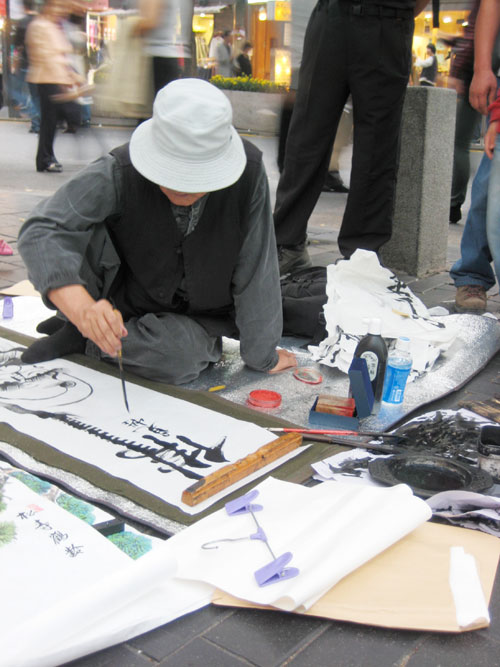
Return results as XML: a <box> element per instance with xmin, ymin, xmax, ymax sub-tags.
<box><xmin>210</xmin><ymin>75</ymin><xmax>288</xmax><ymax>94</ymax></box>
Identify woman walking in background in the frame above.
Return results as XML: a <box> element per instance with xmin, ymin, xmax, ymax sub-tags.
<box><xmin>26</xmin><ymin>0</ymin><xmax>83</xmax><ymax>172</ymax></box>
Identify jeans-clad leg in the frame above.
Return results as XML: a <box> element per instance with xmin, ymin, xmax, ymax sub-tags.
<box><xmin>486</xmin><ymin>134</ymin><xmax>500</xmax><ymax>285</ymax></box>
<box><xmin>450</xmin><ymin>152</ymin><xmax>496</xmax><ymax>289</ymax></box>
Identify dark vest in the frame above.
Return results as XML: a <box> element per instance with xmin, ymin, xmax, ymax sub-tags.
<box><xmin>421</xmin><ymin>55</ymin><xmax>438</xmax><ymax>85</ymax></box>
<box><xmin>107</xmin><ymin>140</ymin><xmax>262</xmax><ymax>326</ymax></box>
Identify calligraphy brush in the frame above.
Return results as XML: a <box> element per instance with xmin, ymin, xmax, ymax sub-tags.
<box><xmin>110</xmin><ymin>299</ymin><xmax>130</xmax><ymax>414</ymax></box>
<box><xmin>296</xmin><ymin>433</ymin><xmax>406</xmax><ymax>455</ymax></box>
<box><xmin>268</xmin><ymin>427</ymin><xmax>405</xmax><ymax>439</ymax></box>
<box><xmin>116</xmin><ymin>348</ymin><xmax>130</xmax><ymax>414</ymax></box>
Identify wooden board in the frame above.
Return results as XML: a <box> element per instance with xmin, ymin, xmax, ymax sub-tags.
<box><xmin>460</xmin><ymin>396</ymin><xmax>500</xmax><ymax>423</ymax></box>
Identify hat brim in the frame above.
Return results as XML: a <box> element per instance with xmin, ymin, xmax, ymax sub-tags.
<box><xmin>129</xmin><ymin>118</ymin><xmax>247</xmax><ymax>193</ymax></box>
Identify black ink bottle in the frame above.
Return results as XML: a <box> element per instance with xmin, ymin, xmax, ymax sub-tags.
<box><xmin>353</xmin><ymin>318</ymin><xmax>388</xmax><ymax>413</ymax></box>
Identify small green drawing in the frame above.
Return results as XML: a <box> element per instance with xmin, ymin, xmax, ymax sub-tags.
<box><xmin>0</xmin><ymin>521</ymin><xmax>16</xmax><ymax>546</ymax></box>
<box><xmin>107</xmin><ymin>531</ymin><xmax>153</xmax><ymax>559</ymax></box>
<box><xmin>0</xmin><ymin>479</ymin><xmax>16</xmax><ymax>548</ymax></box>
<box><xmin>55</xmin><ymin>494</ymin><xmax>96</xmax><ymax>524</ymax></box>
<box><xmin>11</xmin><ymin>471</ymin><xmax>52</xmax><ymax>495</ymax></box>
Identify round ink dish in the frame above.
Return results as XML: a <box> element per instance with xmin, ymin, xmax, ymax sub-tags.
<box><xmin>368</xmin><ymin>454</ymin><xmax>493</xmax><ymax>498</ymax></box>
<box><xmin>247</xmin><ymin>389</ymin><xmax>282</xmax><ymax>409</ymax></box>
<box><xmin>293</xmin><ymin>367</ymin><xmax>323</xmax><ymax>385</ymax></box>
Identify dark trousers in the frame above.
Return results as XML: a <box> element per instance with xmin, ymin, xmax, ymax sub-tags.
<box><xmin>274</xmin><ymin>0</ymin><xmax>414</xmax><ymax>258</ymax></box>
<box><xmin>450</xmin><ymin>91</ymin><xmax>481</xmax><ymax>209</ymax></box>
<box><xmin>152</xmin><ymin>57</ymin><xmax>191</xmax><ymax>95</ymax></box>
<box><xmin>36</xmin><ymin>83</ymin><xmax>81</xmax><ymax>171</ymax></box>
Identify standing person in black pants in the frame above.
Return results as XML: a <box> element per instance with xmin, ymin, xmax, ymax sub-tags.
<box><xmin>275</xmin><ymin>0</ymin><xmax>428</xmax><ymax>275</ymax></box>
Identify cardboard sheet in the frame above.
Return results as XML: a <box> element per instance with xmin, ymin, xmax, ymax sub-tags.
<box><xmin>0</xmin><ymin>280</ymin><xmax>40</xmax><ymax>297</ymax></box>
<box><xmin>213</xmin><ymin>521</ymin><xmax>500</xmax><ymax>633</ymax></box>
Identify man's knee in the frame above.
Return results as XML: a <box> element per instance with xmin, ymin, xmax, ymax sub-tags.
<box><xmin>114</xmin><ymin>313</ymin><xmax>222</xmax><ymax>385</ymax></box>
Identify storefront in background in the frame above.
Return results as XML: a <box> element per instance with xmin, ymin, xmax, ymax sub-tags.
<box><xmin>413</xmin><ymin>7</ymin><xmax>470</xmax><ymax>87</ymax></box>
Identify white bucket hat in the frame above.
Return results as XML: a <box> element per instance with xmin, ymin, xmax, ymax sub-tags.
<box><xmin>129</xmin><ymin>78</ymin><xmax>247</xmax><ymax>193</ymax></box>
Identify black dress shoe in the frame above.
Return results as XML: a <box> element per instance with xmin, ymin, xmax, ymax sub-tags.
<box><xmin>323</xmin><ymin>171</ymin><xmax>349</xmax><ymax>193</ymax></box>
<box><xmin>38</xmin><ymin>162</ymin><xmax>63</xmax><ymax>173</ymax></box>
<box><xmin>449</xmin><ymin>204</ymin><xmax>462</xmax><ymax>224</ymax></box>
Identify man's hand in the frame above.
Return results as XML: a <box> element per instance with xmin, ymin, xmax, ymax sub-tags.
<box><xmin>78</xmin><ymin>299</ymin><xmax>127</xmax><ymax>357</ymax></box>
<box><xmin>469</xmin><ymin>0</ymin><xmax>500</xmax><ymax>115</ymax></box>
<box><xmin>485</xmin><ymin>120</ymin><xmax>499</xmax><ymax>159</ymax></box>
<box><xmin>469</xmin><ymin>68</ymin><xmax>498</xmax><ymax>114</ymax></box>
<box><xmin>269</xmin><ymin>349</ymin><xmax>297</xmax><ymax>374</ymax></box>
<box><xmin>47</xmin><ymin>285</ymin><xmax>127</xmax><ymax>358</ymax></box>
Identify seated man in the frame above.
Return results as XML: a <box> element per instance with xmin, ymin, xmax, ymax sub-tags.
<box><xmin>18</xmin><ymin>78</ymin><xmax>297</xmax><ymax>384</ymax></box>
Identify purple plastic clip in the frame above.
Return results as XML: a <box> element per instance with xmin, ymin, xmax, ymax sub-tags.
<box><xmin>2</xmin><ymin>297</ymin><xmax>13</xmax><ymax>320</ymax></box>
<box><xmin>254</xmin><ymin>552</ymin><xmax>300</xmax><ymax>587</ymax></box>
<box><xmin>225</xmin><ymin>489</ymin><xmax>263</xmax><ymax>516</ymax></box>
<box><xmin>250</xmin><ymin>526</ymin><xmax>267</xmax><ymax>542</ymax></box>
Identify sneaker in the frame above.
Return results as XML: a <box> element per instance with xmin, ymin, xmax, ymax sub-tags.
<box><xmin>0</xmin><ymin>240</ymin><xmax>13</xmax><ymax>256</ymax></box>
<box><xmin>455</xmin><ymin>285</ymin><xmax>487</xmax><ymax>312</ymax></box>
<box><xmin>278</xmin><ymin>243</ymin><xmax>312</xmax><ymax>276</ymax></box>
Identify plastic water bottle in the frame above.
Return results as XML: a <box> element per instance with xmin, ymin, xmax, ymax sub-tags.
<box><xmin>353</xmin><ymin>318</ymin><xmax>388</xmax><ymax>413</ymax></box>
<box><xmin>382</xmin><ymin>336</ymin><xmax>412</xmax><ymax>405</ymax></box>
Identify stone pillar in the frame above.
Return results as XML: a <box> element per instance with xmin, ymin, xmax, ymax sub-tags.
<box><xmin>380</xmin><ymin>86</ymin><xmax>457</xmax><ymax>278</ymax></box>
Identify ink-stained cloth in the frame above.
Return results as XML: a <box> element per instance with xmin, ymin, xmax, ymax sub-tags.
<box><xmin>18</xmin><ymin>144</ymin><xmax>282</xmax><ymax>379</ymax></box>
<box><xmin>309</xmin><ymin>250</ymin><xmax>459</xmax><ymax>377</ymax></box>
<box><xmin>170</xmin><ymin>477</ymin><xmax>432</xmax><ymax>612</ymax></box>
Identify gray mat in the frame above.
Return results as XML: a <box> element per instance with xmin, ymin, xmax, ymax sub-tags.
<box><xmin>186</xmin><ymin>314</ymin><xmax>500</xmax><ymax>432</ymax></box>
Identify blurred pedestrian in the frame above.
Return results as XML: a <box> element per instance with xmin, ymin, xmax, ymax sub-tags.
<box><xmin>63</xmin><ymin>0</ymin><xmax>92</xmax><ymax>129</ymax></box>
<box><xmin>233</xmin><ymin>42</ymin><xmax>252</xmax><ymax>77</ymax></box>
<box><xmin>133</xmin><ymin>0</ymin><xmax>194</xmax><ymax>95</ymax></box>
<box><xmin>214</xmin><ymin>30</ymin><xmax>232</xmax><ymax>77</ymax></box>
<box><xmin>275</xmin><ymin>0</ymin><xmax>427</xmax><ymax>275</ymax></box>
<box><xmin>26</xmin><ymin>0</ymin><xmax>84</xmax><ymax>173</ymax></box>
<box><xmin>13</xmin><ymin>0</ymin><xmax>40</xmax><ymax>133</ymax></box>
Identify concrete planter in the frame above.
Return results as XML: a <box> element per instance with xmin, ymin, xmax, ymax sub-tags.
<box><xmin>221</xmin><ymin>89</ymin><xmax>285</xmax><ymax>135</ymax></box>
